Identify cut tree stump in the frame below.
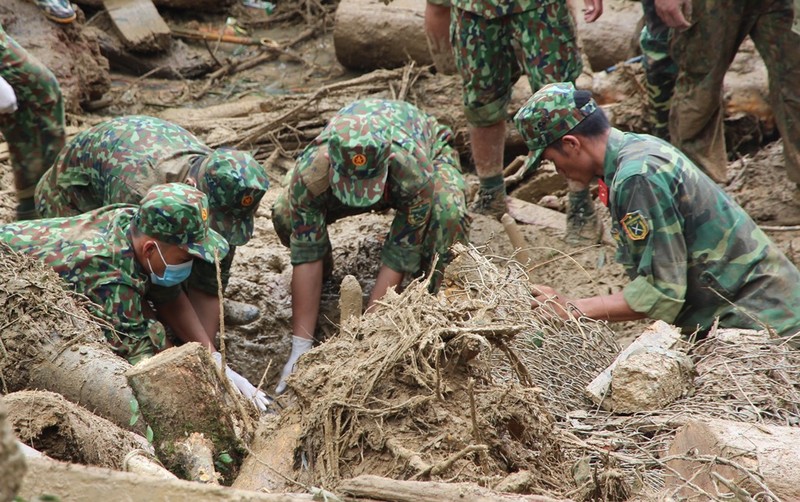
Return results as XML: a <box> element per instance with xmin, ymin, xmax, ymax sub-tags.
<box><xmin>666</xmin><ymin>419</ymin><xmax>800</xmax><ymax>500</ymax></box>
<box><xmin>334</xmin><ymin>0</ymin><xmax>432</xmax><ymax>71</ymax></box>
<box><xmin>126</xmin><ymin>342</ymin><xmax>254</xmax><ymax>481</ymax></box>
<box><xmin>338</xmin><ymin>475</ymin><xmax>573</xmax><ymax>502</ymax></box>
<box><xmin>102</xmin><ymin>0</ymin><xmax>171</xmax><ymax>53</ymax></box>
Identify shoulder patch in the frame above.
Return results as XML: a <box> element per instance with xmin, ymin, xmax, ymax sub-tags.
<box><xmin>620</xmin><ymin>211</ymin><xmax>649</xmax><ymax>241</ymax></box>
<box><xmin>300</xmin><ymin>147</ymin><xmax>331</xmax><ymax>197</ymax></box>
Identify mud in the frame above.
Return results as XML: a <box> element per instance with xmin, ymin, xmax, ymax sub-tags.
<box><xmin>0</xmin><ymin>397</ymin><xmax>25</xmax><ymax>501</ymax></box>
<box><xmin>5</xmin><ymin>390</ymin><xmax>150</xmax><ymax>469</ymax></box>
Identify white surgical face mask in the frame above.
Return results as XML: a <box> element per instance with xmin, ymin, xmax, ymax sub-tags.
<box><xmin>146</xmin><ymin>241</ymin><xmax>193</xmax><ymax>287</ymax></box>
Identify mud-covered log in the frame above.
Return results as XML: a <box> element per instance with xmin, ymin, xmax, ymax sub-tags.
<box><xmin>0</xmin><ymin>0</ymin><xmax>111</xmax><ymax>112</ymax></box>
<box><xmin>339</xmin><ymin>475</ymin><xmax>572</xmax><ymax>502</ymax></box>
<box><xmin>0</xmin><ymin>246</ymin><xmax>145</xmax><ymax>435</ymax></box>
<box><xmin>666</xmin><ymin>419</ymin><xmax>800</xmax><ymax>500</ymax></box>
<box><xmin>74</xmin><ymin>0</ymin><xmax>235</xmax><ymax>11</ymax></box>
<box><xmin>173</xmin><ymin>432</ymin><xmax>219</xmax><ymax>484</ymax></box>
<box><xmin>5</xmin><ymin>390</ymin><xmax>152</xmax><ymax>471</ymax></box>
<box><xmin>19</xmin><ymin>456</ymin><xmax>315</xmax><ymax>502</ymax></box>
<box><xmin>126</xmin><ymin>342</ymin><xmax>254</xmax><ymax>481</ymax></box>
<box><xmin>334</xmin><ymin>0</ymin><xmax>432</xmax><ymax>71</ymax></box>
<box><xmin>0</xmin><ymin>397</ymin><xmax>25</xmax><ymax>501</ymax></box>
<box><xmin>232</xmin><ymin>415</ymin><xmax>308</xmax><ymax>492</ymax></box>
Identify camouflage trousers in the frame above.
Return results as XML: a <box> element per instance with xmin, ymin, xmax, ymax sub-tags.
<box><xmin>273</xmin><ymin>145</ymin><xmax>470</xmax><ymax>291</ymax></box>
<box><xmin>640</xmin><ymin>0</ymin><xmax>676</xmax><ymax>141</ymax></box>
<box><xmin>0</xmin><ymin>26</ymin><xmax>65</xmax><ymax>198</ymax></box>
<box><xmin>450</xmin><ymin>2</ymin><xmax>581</xmax><ymax>127</ymax></box>
<box><xmin>670</xmin><ymin>0</ymin><xmax>800</xmax><ymax>183</ymax></box>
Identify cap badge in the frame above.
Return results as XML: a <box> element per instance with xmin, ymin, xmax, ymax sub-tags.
<box><xmin>352</xmin><ymin>153</ymin><xmax>367</xmax><ymax>166</ymax></box>
<box><xmin>241</xmin><ymin>194</ymin><xmax>254</xmax><ymax>207</ymax></box>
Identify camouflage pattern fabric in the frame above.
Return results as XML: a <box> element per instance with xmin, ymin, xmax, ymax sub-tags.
<box><xmin>450</xmin><ymin>0</ymin><xmax>581</xmax><ymax>126</ymax></box>
<box><xmin>272</xmin><ymin>99</ymin><xmax>470</xmax><ymax>290</ymax></box>
<box><xmin>1</xmin><ymin>206</ymin><xmax>167</xmax><ymax>364</ymax></box>
<box><xmin>604</xmin><ymin>128</ymin><xmax>800</xmax><ymax>339</ymax></box>
<box><xmin>639</xmin><ymin>0</ymin><xmax>676</xmax><ymax>140</ymax></box>
<box><xmin>0</xmin><ymin>25</ymin><xmax>65</xmax><ymax>201</ymax></box>
<box><xmin>669</xmin><ymin>0</ymin><xmax>800</xmax><ymax>183</ymax></box>
<box><xmin>35</xmin><ymin>115</ymin><xmax>268</xmax><ymax>299</ymax></box>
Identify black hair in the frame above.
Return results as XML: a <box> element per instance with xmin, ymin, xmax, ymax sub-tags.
<box><xmin>551</xmin><ymin>90</ymin><xmax>610</xmax><ymax>153</ymax></box>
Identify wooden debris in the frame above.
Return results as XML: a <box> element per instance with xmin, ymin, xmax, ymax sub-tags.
<box><xmin>126</xmin><ymin>343</ymin><xmax>253</xmax><ymax>481</ymax></box>
<box><xmin>103</xmin><ymin>0</ymin><xmax>171</xmax><ymax>53</ymax></box>
<box><xmin>506</xmin><ymin>197</ymin><xmax>567</xmax><ymax>233</ymax></box>
<box><xmin>610</xmin><ymin>350</ymin><xmax>694</xmax><ymax>413</ymax></box>
<box><xmin>333</xmin><ymin>0</ymin><xmax>432</xmax><ymax>71</ymax></box>
<box><xmin>585</xmin><ymin>320</ymin><xmax>682</xmax><ymax>407</ymax></box>
<box><xmin>666</xmin><ymin>419</ymin><xmax>800</xmax><ymax>500</ymax></box>
<box><xmin>173</xmin><ymin>433</ymin><xmax>219</xmax><ymax>484</ymax></box>
<box><xmin>0</xmin><ymin>398</ymin><xmax>25</xmax><ymax>501</ymax></box>
<box><xmin>501</xmin><ymin>213</ymin><xmax>532</xmax><ymax>267</ymax></box>
<box><xmin>338</xmin><ymin>475</ymin><xmax>572</xmax><ymax>502</ymax></box>
<box><xmin>339</xmin><ymin>275</ymin><xmax>363</xmax><ymax>323</ymax></box>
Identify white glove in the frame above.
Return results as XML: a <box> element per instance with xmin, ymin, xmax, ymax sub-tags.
<box><xmin>211</xmin><ymin>351</ymin><xmax>271</xmax><ymax>412</ymax></box>
<box><xmin>0</xmin><ymin>77</ymin><xmax>17</xmax><ymax>114</ymax></box>
<box><xmin>275</xmin><ymin>336</ymin><xmax>313</xmax><ymax>395</ymax></box>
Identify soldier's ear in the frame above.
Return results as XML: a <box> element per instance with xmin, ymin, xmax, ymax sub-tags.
<box><xmin>184</xmin><ymin>177</ymin><xmax>197</xmax><ymax>188</ymax></box>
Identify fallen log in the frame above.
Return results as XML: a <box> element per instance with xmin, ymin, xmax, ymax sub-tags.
<box><xmin>334</xmin><ymin>0</ymin><xmax>432</xmax><ymax>71</ymax></box>
<box><xmin>0</xmin><ymin>397</ymin><xmax>25</xmax><ymax>501</ymax></box>
<box><xmin>0</xmin><ymin>245</ymin><xmax>145</xmax><ymax>435</ymax></box>
<box><xmin>4</xmin><ymin>390</ymin><xmax>153</xmax><ymax>471</ymax></box>
<box><xmin>19</xmin><ymin>456</ymin><xmax>314</xmax><ymax>502</ymax></box>
<box><xmin>126</xmin><ymin>342</ymin><xmax>255</xmax><ymax>482</ymax></box>
<box><xmin>665</xmin><ymin>419</ymin><xmax>800</xmax><ymax>500</ymax></box>
<box><xmin>338</xmin><ymin>475</ymin><xmax>573</xmax><ymax>502</ymax></box>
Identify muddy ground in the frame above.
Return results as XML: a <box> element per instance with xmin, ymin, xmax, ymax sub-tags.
<box><xmin>1</xmin><ymin>0</ymin><xmax>800</xmax><ymax>404</ymax></box>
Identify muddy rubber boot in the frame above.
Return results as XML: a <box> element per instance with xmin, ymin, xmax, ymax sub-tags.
<box><xmin>33</xmin><ymin>0</ymin><xmax>77</xmax><ymax>23</ymax></box>
<box><xmin>15</xmin><ymin>196</ymin><xmax>37</xmax><ymax>221</ymax></box>
<box><xmin>469</xmin><ymin>185</ymin><xmax>507</xmax><ymax>220</ymax></box>
<box><xmin>223</xmin><ymin>299</ymin><xmax>261</xmax><ymax>326</ymax></box>
<box><xmin>565</xmin><ymin>188</ymin><xmax>602</xmax><ymax>245</ymax></box>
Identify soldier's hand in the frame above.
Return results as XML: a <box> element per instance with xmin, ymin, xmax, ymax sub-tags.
<box><xmin>0</xmin><ymin>77</ymin><xmax>17</xmax><ymax>114</ymax></box>
<box><xmin>655</xmin><ymin>0</ymin><xmax>692</xmax><ymax>29</ymax></box>
<box><xmin>531</xmin><ymin>284</ymin><xmax>571</xmax><ymax>319</ymax></box>
<box><xmin>212</xmin><ymin>352</ymin><xmax>273</xmax><ymax>413</ymax></box>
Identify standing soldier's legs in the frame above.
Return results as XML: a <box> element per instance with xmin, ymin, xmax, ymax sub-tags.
<box><xmin>451</xmin><ymin>9</ymin><xmax>516</xmax><ymax>219</ymax></box>
<box><xmin>0</xmin><ymin>28</ymin><xmax>65</xmax><ymax>220</ymax></box>
<box><xmin>640</xmin><ymin>0</ymin><xmax>677</xmax><ymax>140</ymax></box>
<box><xmin>422</xmin><ymin>145</ymin><xmax>470</xmax><ymax>292</ymax></box>
<box><xmin>514</xmin><ymin>2</ymin><xmax>598</xmax><ymax>244</ymax></box>
<box><xmin>750</xmin><ymin>0</ymin><xmax>800</xmax><ymax>187</ymax></box>
<box><xmin>669</xmin><ymin>0</ymin><xmax>746</xmax><ymax>183</ymax></box>
<box><xmin>426</xmin><ymin>0</ymin><xmax>456</xmax><ymax>75</ymax></box>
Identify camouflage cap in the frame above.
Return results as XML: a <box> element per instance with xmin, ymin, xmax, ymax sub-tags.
<box><xmin>135</xmin><ymin>183</ymin><xmax>229</xmax><ymax>264</ymax></box>
<box><xmin>326</xmin><ymin>113</ymin><xmax>392</xmax><ymax>207</ymax></box>
<box><xmin>513</xmin><ymin>82</ymin><xmax>598</xmax><ymax>168</ymax></box>
<box><xmin>195</xmin><ymin>150</ymin><xmax>270</xmax><ymax>246</ymax></box>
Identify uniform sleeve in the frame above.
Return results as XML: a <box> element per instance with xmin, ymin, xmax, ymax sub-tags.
<box><xmin>288</xmin><ymin>169</ymin><xmax>331</xmax><ymax>265</ymax></box>
<box><xmin>381</xmin><ymin>156</ymin><xmax>434</xmax><ymax>273</ymax></box>
<box><xmin>614</xmin><ymin>174</ymin><xmax>687</xmax><ymax>322</ymax></box>
<box><xmin>88</xmin><ymin>281</ymin><xmax>166</xmax><ymax>356</ymax></box>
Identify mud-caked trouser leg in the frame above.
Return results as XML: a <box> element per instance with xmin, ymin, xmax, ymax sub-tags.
<box><xmin>640</xmin><ymin>0</ymin><xmax>677</xmax><ymax>141</ymax></box>
<box><xmin>0</xmin><ymin>27</ymin><xmax>66</xmax><ymax>220</ymax></box>
<box><xmin>748</xmin><ymin>0</ymin><xmax>800</xmax><ymax>186</ymax></box>
<box><xmin>669</xmin><ymin>0</ymin><xmax>753</xmax><ymax>183</ymax></box>
<box><xmin>420</xmin><ymin>144</ymin><xmax>470</xmax><ymax>292</ymax></box>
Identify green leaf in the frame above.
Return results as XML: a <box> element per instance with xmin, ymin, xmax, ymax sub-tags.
<box><xmin>129</xmin><ymin>397</ymin><xmax>139</xmax><ymax>415</ymax></box>
<box><xmin>146</xmin><ymin>425</ymin><xmax>154</xmax><ymax>443</ymax></box>
<box><xmin>129</xmin><ymin>413</ymin><xmax>139</xmax><ymax>426</ymax></box>
<box><xmin>218</xmin><ymin>452</ymin><xmax>233</xmax><ymax>464</ymax></box>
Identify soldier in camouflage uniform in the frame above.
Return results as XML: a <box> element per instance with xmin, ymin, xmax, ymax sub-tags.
<box><xmin>513</xmin><ymin>82</ymin><xmax>800</xmax><ymax>339</ymax></box>
<box><xmin>639</xmin><ymin>0</ymin><xmax>676</xmax><ymax>140</ymax></box>
<box><xmin>0</xmin><ymin>25</ymin><xmax>66</xmax><ymax>220</ymax></box>
<box><xmin>271</xmin><ymin>98</ymin><xmax>471</xmax><ymax>393</ymax></box>
<box><xmin>0</xmin><ymin>183</ymin><xmax>270</xmax><ymax>410</ymax></box>
<box><xmin>655</xmin><ymin>0</ymin><xmax>800</xmax><ymax>185</ymax></box>
<box><xmin>35</xmin><ymin>115</ymin><xmax>270</xmax><ymax>333</ymax></box>
<box><xmin>451</xmin><ymin>0</ymin><xmax>603</xmax><ymax>244</ymax></box>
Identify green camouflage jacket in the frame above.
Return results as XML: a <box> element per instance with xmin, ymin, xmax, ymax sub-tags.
<box><xmin>0</xmin><ymin>205</ymin><xmax>165</xmax><ymax>358</ymax></box>
<box><xmin>604</xmin><ymin>128</ymin><xmax>800</xmax><ymax>338</ymax></box>
<box><xmin>287</xmin><ymin>99</ymin><xmax>454</xmax><ymax>273</ymax></box>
